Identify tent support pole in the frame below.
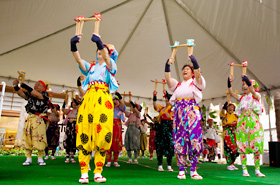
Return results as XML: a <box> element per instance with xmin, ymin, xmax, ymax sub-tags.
<box><xmin>162</xmin><ymin>0</ymin><xmax>181</xmax><ymax>81</ymax></box>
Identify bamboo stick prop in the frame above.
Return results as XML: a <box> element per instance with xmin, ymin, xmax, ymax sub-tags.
<box><xmin>17</xmin><ymin>70</ymin><xmax>26</xmax><ymax>84</ymax></box>
<box><xmin>229</xmin><ymin>61</ymin><xmax>248</xmax><ymax>81</ymax></box>
<box><xmin>75</xmin><ymin>16</ymin><xmax>85</xmax><ymax>35</ymax></box>
<box><xmin>168</xmin><ymin>41</ymin><xmax>179</xmax><ymax>64</ymax></box>
<box><xmin>162</xmin><ymin>79</ymin><xmax>166</xmax><ymax>92</ymax></box>
<box><xmin>94</xmin><ymin>13</ymin><xmax>102</xmax><ymax>35</ymax></box>
<box><xmin>242</xmin><ymin>60</ymin><xmax>248</xmax><ymax>75</ymax></box>
<box><xmin>186</xmin><ymin>39</ymin><xmax>195</xmax><ymax>62</ymax></box>
<box><xmin>129</xmin><ymin>91</ymin><xmax>132</xmax><ymax>102</ymax></box>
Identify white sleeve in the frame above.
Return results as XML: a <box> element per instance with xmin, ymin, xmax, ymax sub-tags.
<box><xmin>169</xmin><ymin>78</ymin><xmax>179</xmax><ymax>92</ymax></box>
<box><xmin>194</xmin><ymin>75</ymin><xmax>206</xmax><ymax>90</ymax></box>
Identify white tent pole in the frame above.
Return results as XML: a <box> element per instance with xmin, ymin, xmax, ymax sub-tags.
<box><xmin>0</xmin><ymin>81</ymin><xmax>6</xmax><ymax>119</ymax></box>
<box><xmin>162</xmin><ymin>0</ymin><xmax>181</xmax><ymax>81</ymax></box>
<box><xmin>267</xmin><ymin>90</ymin><xmax>273</xmax><ymax>141</ymax></box>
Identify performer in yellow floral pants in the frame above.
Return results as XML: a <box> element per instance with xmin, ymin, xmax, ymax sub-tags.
<box><xmin>76</xmin><ymin>83</ymin><xmax>114</xmax><ymax>174</ymax></box>
<box><xmin>71</xmin><ymin>32</ymin><xmax>118</xmax><ymax>183</ymax></box>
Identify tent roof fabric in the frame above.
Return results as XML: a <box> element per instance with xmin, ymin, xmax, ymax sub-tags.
<box><xmin>1</xmin><ymin>0</ymin><xmax>279</xmax><ymax>105</ymax></box>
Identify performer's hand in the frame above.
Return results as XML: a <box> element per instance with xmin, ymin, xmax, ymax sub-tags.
<box><xmin>115</xmin><ymin>92</ymin><xmax>122</xmax><ymax>100</ymax></box>
<box><xmin>13</xmin><ymin>79</ymin><xmax>19</xmax><ymax>86</ymax></box>
<box><xmin>153</xmin><ymin>91</ymin><xmax>157</xmax><ymax>102</ymax></box>
<box><xmin>242</xmin><ymin>75</ymin><xmax>251</xmax><ymax>86</ymax></box>
<box><xmin>70</xmin><ymin>35</ymin><xmax>80</xmax><ymax>52</ymax></box>
<box><xmin>165</xmin><ymin>59</ymin><xmax>172</xmax><ymax>72</ymax></box>
<box><xmin>91</xmin><ymin>34</ymin><xmax>104</xmax><ymax>50</ymax></box>
<box><xmin>227</xmin><ymin>77</ymin><xmax>231</xmax><ymax>88</ymax></box>
<box><xmin>130</xmin><ymin>101</ymin><xmax>136</xmax><ymax>108</ymax></box>
<box><xmin>77</xmin><ymin>76</ymin><xmax>82</xmax><ymax>87</ymax></box>
<box><xmin>189</xmin><ymin>55</ymin><xmax>199</xmax><ymax>69</ymax></box>
<box><xmin>222</xmin><ymin>101</ymin><xmax>228</xmax><ymax>110</ymax></box>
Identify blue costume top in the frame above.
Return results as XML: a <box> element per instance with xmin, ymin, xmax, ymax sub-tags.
<box><xmin>113</xmin><ymin>104</ymin><xmax>126</xmax><ymax>121</ymax></box>
<box><xmin>79</xmin><ymin>58</ymin><xmax>118</xmax><ymax>93</ymax></box>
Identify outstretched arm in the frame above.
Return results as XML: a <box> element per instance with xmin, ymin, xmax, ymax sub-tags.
<box><xmin>227</xmin><ymin>77</ymin><xmax>239</xmax><ymax>101</ymax></box>
<box><xmin>70</xmin><ymin>34</ymin><xmax>86</xmax><ymax>71</ymax></box>
<box><xmin>242</xmin><ymin>75</ymin><xmax>260</xmax><ymax>99</ymax></box>
<box><xmin>152</xmin><ymin>90</ymin><xmax>159</xmax><ymax>111</ymax></box>
<box><xmin>91</xmin><ymin>34</ymin><xmax>112</xmax><ymax>69</ymax></box>
<box><xmin>189</xmin><ymin>55</ymin><xmax>202</xmax><ymax>85</ymax></box>
<box><xmin>164</xmin><ymin>58</ymin><xmax>174</xmax><ymax>88</ymax></box>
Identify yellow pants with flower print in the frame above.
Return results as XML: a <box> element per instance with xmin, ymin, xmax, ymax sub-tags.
<box><xmin>76</xmin><ymin>83</ymin><xmax>114</xmax><ymax>174</ymax></box>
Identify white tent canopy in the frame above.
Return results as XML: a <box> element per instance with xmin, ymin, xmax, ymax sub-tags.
<box><xmin>0</xmin><ymin>0</ymin><xmax>279</xmax><ymax>106</ymax></box>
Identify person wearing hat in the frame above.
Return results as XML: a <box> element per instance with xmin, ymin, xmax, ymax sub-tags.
<box><xmin>228</xmin><ymin>75</ymin><xmax>265</xmax><ymax>177</ymax></box>
<box><xmin>124</xmin><ymin>101</ymin><xmax>142</xmax><ymax>164</ymax></box>
<box><xmin>153</xmin><ymin>90</ymin><xmax>174</xmax><ymax>172</ymax></box>
<box><xmin>220</xmin><ymin>101</ymin><xmax>239</xmax><ymax>170</ymax></box>
<box><xmin>165</xmin><ymin>55</ymin><xmax>206</xmax><ymax>180</ymax></box>
<box><xmin>13</xmin><ymin>79</ymin><xmax>50</xmax><ymax>166</ymax></box>
<box><xmin>62</xmin><ymin>93</ymin><xmax>80</xmax><ymax>164</ymax></box>
<box><xmin>45</xmin><ymin>103</ymin><xmax>60</xmax><ymax>160</ymax></box>
<box><xmin>105</xmin><ymin>92</ymin><xmax>126</xmax><ymax>167</ymax></box>
<box><xmin>70</xmin><ymin>33</ymin><xmax>118</xmax><ymax>183</ymax></box>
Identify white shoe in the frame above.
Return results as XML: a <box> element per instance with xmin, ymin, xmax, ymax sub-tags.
<box><xmin>227</xmin><ymin>165</ymin><xmax>234</xmax><ymax>171</ymax></box>
<box><xmin>44</xmin><ymin>156</ymin><xmax>49</xmax><ymax>160</ymax></box>
<box><xmin>79</xmin><ymin>177</ymin><xmax>89</xmax><ymax>184</ymax></box>
<box><xmin>71</xmin><ymin>158</ymin><xmax>76</xmax><ymax>163</ymax></box>
<box><xmin>65</xmin><ymin>158</ymin><xmax>69</xmax><ymax>163</ymax></box>
<box><xmin>22</xmin><ymin>161</ymin><xmax>32</xmax><ymax>166</ymax></box>
<box><xmin>134</xmin><ymin>159</ymin><xmax>138</xmax><ymax>164</ymax></box>
<box><xmin>114</xmin><ymin>163</ymin><xmax>120</xmax><ymax>167</ymax></box>
<box><xmin>158</xmin><ymin>166</ymin><xmax>164</xmax><ymax>172</ymax></box>
<box><xmin>177</xmin><ymin>174</ymin><xmax>186</xmax><ymax>179</ymax></box>
<box><xmin>105</xmin><ymin>163</ymin><xmax>111</xmax><ymax>167</ymax></box>
<box><xmin>255</xmin><ymin>170</ymin><xmax>265</xmax><ymax>177</ymax></box>
<box><xmin>94</xmin><ymin>176</ymin><xmax>106</xmax><ymax>183</ymax></box>
<box><xmin>191</xmin><ymin>171</ymin><xmax>203</xmax><ymax>180</ymax></box>
<box><xmin>149</xmin><ymin>157</ymin><xmax>153</xmax><ymax>161</ymax></box>
<box><xmin>167</xmin><ymin>166</ymin><xmax>173</xmax><ymax>172</ymax></box>
<box><xmin>127</xmin><ymin>159</ymin><xmax>132</xmax><ymax>164</ymax></box>
<box><xmin>233</xmin><ymin>165</ymin><xmax>238</xmax><ymax>170</ymax></box>
<box><xmin>243</xmin><ymin>170</ymin><xmax>250</xmax><ymax>177</ymax></box>
<box><xmin>51</xmin><ymin>156</ymin><xmax>55</xmax><ymax>160</ymax></box>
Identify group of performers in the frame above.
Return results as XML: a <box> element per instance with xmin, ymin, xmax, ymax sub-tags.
<box><xmin>11</xmin><ymin>29</ymin><xmax>266</xmax><ymax>184</ymax></box>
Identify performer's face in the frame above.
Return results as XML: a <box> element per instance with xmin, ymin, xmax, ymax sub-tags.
<box><xmin>34</xmin><ymin>82</ymin><xmax>45</xmax><ymax>92</ymax></box>
<box><xmin>242</xmin><ymin>81</ymin><xmax>250</xmax><ymax>94</ymax></box>
<box><xmin>227</xmin><ymin>104</ymin><xmax>235</xmax><ymax>113</ymax></box>
<box><xmin>208</xmin><ymin>120</ymin><xmax>213</xmax><ymax>127</ymax></box>
<box><xmin>182</xmin><ymin>66</ymin><xmax>193</xmax><ymax>81</ymax></box>
<box><xmin>113</xmin><ymin>99</ymin><xmax>120</xmax><ymax>107</ymax></box>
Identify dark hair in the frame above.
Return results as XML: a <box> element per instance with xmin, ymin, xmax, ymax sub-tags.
<box><xmin>96</xmin><ymin>44</ymin><xmax>111</xmax><ymax>55</ymax></box>
<box><xmin>181</xmin><ymin>64</ymin><xmax>194</xmax><ymax>72</ymax></box>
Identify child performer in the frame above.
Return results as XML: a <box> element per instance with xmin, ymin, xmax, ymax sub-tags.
<box><xmin>70</xmin><ymin>33</ymin><xmax>118</xmax><ymax>183</ymax></box>
<box><xmin>220</xmin><ymin>101</ymin><xmax>239</xmax><ymax>170</ymax></box>
<box><xmin>105</xmin><ymin>92</ymin><xmax>126</xmax><ymax>167</ymax></box>
<box><xmin>13</xmin><ymin>79</ymin><xmax>49</xmax><ymax>166</ymax></box>
<box><xmin>228</xmin><ymin>75</ymin><xmax>265</xmax><ymax>177</ymax></box>
<box><xmin>165</xmin><ymin>55</ymin><xmax>206</xmax><ymax>180</ymax></box>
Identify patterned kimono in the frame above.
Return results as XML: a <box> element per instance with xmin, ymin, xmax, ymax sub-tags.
<box><xmin>169</xmin><ymin>76</ymin><xmax>206</xmax><ymax>172</ymax></box>
<box><xmin>220</xmin><ymin>111</ymin><xmax>239</xmax><ymax>166</ymax></box>
<box><xmin>235</xmin><ymin>93</ymin><xmax>264</xmax><ymax>170</ymax></box>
